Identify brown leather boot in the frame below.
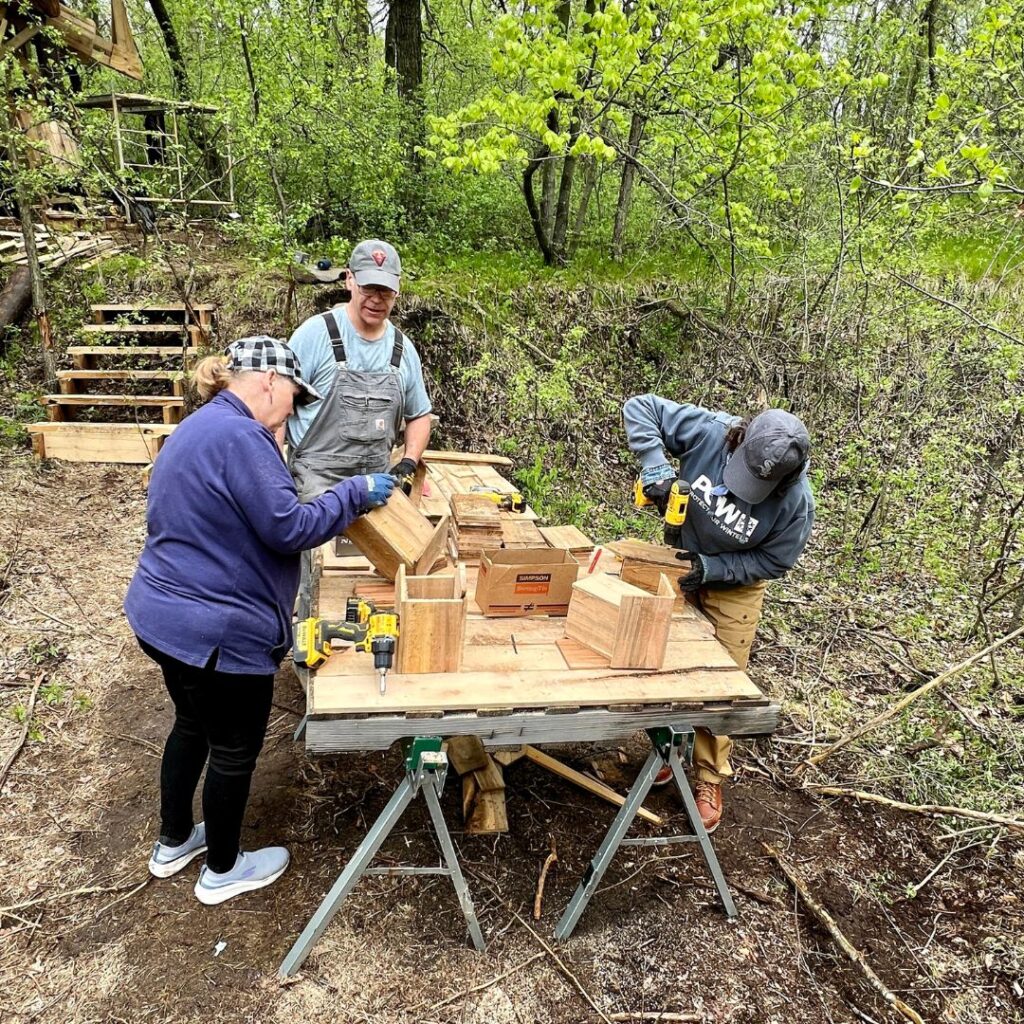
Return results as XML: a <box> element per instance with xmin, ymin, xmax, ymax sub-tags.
<box><xmin>694</xmin><ymin>780</ymin><xmax>723</xmax><ymax>833</ymax></box>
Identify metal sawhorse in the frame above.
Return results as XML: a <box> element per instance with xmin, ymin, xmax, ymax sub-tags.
<box><xmin>554</xmin><ymin>725</ymin><xmax>738</xmax><ymax>940</ymax></box>
<box><xmin>278</xmin><ymin>736</ymin><xmax>485</xmax><ymax>978</ymax></box>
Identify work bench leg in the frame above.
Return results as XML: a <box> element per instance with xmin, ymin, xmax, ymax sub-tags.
<box><xmin>278</xmin><ymin>776</ymin><xmax>417</xmax><ymax>978</ymax></box>
<box><xmin>553</xmin><ymin>749</ymin><xmax>663</xmax><ymax>941</ymax></box>
<box><xmin>668</xmin><ymin>752</ymin><xmax>737</xmax><ymax>919</ymax></box>
<box><xmin>422</xmin><ymin>777</ymin><xmax>486</xmax><ymax>951</ymax></box>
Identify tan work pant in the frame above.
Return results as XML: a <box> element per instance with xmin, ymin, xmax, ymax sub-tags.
<box><xmin>691</xmin><ymin>580</ymin><xmax>768</xmax><ymax>784</ymax></box>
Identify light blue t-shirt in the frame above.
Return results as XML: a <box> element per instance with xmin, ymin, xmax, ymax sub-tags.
<box><xmin>286</xmin><ymin>307</ymin><xmax>432</xmax><ymax>448</ymax></box>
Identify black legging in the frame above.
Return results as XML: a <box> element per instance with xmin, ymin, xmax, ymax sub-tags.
<box><xmin>139</xmin><ymin>640</ymin><xmax>274</xmax><ymax>873</ymax></box>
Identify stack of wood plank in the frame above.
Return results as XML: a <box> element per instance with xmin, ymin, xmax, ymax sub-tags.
<box><xmin>539</xmin><ymin>525</ymin><xmax>595</xmax><ymax>565</ymax></box>
<box><xmin>451</xmin><ymin>494</ymin><xmax>502</xmax><ymax>560</ymax></box>
<box><xmin>0</xmin><ymin>228</ymin><xmax>123</xmax><ymax>272</ymax></box>
<box><xmin>500</xmin><ymin>517</ymin><xmax>545</xmax><ymax>549</ymax></box>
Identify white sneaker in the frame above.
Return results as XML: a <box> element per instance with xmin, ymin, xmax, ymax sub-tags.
<box><xmin>148</xmin><ymin>823</ymin><xmax>208</xmax><ymax>878</ymax></box>
<box><xmin>194</xmin><ymin>847</ymin><xmax>290</xmax><ymax>906</ymax></box>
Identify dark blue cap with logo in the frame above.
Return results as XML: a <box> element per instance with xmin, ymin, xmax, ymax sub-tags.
<box><xmin>723</xmin><ymin>409</ymin><xmax>810</xmax><ymax>503</ymax></box>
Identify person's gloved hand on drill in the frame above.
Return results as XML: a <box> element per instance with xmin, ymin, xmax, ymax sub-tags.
<box><xmin>387</xmin><ymin>457</ymin><xmax>418</xmax><ymax>495</ymax></box>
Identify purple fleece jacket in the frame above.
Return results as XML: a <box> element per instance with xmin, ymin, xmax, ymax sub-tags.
<box><xmin>124</xmin><ymin>391</ymin><xmax>368</xmax><ymax>673</ymax></box>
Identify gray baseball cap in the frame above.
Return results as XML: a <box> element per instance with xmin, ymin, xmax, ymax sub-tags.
<box><xmin>723</xmin><ymin>409</ymin><xmax>810</xmax><ymax>503</ymax></box>
<box><xmin>349</xmin><ymin>239</ymin><xmax>401</xmax><ymax>292</ymax></box>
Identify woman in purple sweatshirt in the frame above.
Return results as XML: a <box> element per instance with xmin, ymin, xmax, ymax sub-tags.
<box><xmin>125</xmin><ymin>337</ymin><xmax>396</xmax><ymax>905</ymax></box>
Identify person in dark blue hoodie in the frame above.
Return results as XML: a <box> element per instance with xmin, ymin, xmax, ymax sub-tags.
<box><xmin>125</xmin><ymin>337</ymin><xmax>396</xmax><ymax>905</ymax></box>
<box><xmin>624</xmin><ymin>396</ymin><xmax>814</xmax><ymax>832</ymax></box>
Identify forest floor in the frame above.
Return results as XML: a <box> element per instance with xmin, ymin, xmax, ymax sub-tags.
<box><xmin>1</xmin><ymin>452</ymin><xmax>1022</xmax><ymax>1024</ymax></box>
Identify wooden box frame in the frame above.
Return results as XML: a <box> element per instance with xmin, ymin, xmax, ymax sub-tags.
<box><xmin>395</xmin><ymin>565</ymin><xmax>468</xmax><ymax>673</ymax></box>
<box><xmin>564</xmin><ymin>572</ymin><xmax>675</xmax><ymax>670</ymax></box>
<box><xmin>344</xmin><ymin>489</ymin><xmax>450</xmax><ymax>581</ymax></box>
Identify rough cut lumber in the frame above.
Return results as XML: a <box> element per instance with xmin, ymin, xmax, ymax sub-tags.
<box><xmin>309</xmin><ymin>662</ymin><xmax>758</xmax><ymax>715</ymax></box>
<box><xmin>521</xmin><ymin>746</ymin><xmax>663</xmax><ymax>826</ymax></box>
<box><xmin>444</xmin><ymin>735</ymin><xmax>489</xmax><ymax>774</ymax></box>
<box><xmin>40</xmin><ymin>393</ymin><xmax>183</xmax><ymax>408</ymax></box>
<box><xmin>621</xmin><ymin>559</ymin><xmax>688</xmax><ymax>603</ymax></box>
<box><xmin>343</xmin><ymin>488</ymin><xmax>449</xmax><ymax>581</ymax></box>
<box><xmin>464</xmin><ymin>781</ymin><xmax>508</xmax><ymax>834</ymax></box>
<box><xmin>607</xmin><ymin>539</ymin><xmax>688</xmax><ymax>570</ymax></box>
<box><xmin>26</xmin><ymin>422</ymin><xmax>173</xmax><ymax>463</ymax></box>
<box><xmin>565</xmin><ymin>573</ymin><xmax>675</xmax><ymax>670</ymax></box>
<box><xmin>539</xmin><ymin>525</ymin><xmax>594</xmax><ymax>560</ymax></box>
<box><xmin>395</xmin><ymin>565</ymin><xmax>467</xmax><ymax>673</ymax></box>
<box><xmin>501</xmin><ymin>518</ymin><xmax>545</xmax><ymax>549</ymax></box>
<box><xmin>422</xmin><ymin>450</ymin><xmax>513</xmax><ymax>467</ymax></box>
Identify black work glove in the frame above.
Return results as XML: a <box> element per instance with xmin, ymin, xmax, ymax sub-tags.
<box><xmin>387</xmin><ymin>457</ymin><xmax>418</xmax><ymax>495</ymax></box>
<box><xmin>675</xmin><ymin>550</ymin><xmax>705</xmax><ymax>593</ymax></box>
<box><xmin>642</xmin><ymin>478</ymin><xmax>674</xmax><ymax>514</ymax></box>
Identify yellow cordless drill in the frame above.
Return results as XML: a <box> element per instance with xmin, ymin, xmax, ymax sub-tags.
<box><xmin>469</xmin><ymin>485</ymin><xmax>525</xmax><ymax>513</ymax></box>
<box><xmin>294</xmin><ymin>596</ymin><xmax>400</xmax><ymax>694</ymax></box>
<box><xmin>633</xmin><ymin>477</ymin><xmax>691</xmax><ymax>546</ymax></box>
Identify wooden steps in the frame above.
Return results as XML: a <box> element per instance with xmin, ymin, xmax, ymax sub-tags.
<box><xmin>29</xmin><ymin>299</ymin><xmax>215</xmax><ymax>463</ymax></box>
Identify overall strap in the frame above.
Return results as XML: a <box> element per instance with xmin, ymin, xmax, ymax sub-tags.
<box><xmin>322</xmin><ymin>310</ymin><xmax>346</xmax><ymax>363</ymax></box>
<box><xmin>390</xmin><ymin>328</ymin><xmax>405</xmax><ymax>369</ymax></box>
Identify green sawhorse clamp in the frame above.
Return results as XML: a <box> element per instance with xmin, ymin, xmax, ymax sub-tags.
<box><xmin>278</xmin><ymin>737</ymin><xmax>485</xmax><ymax>978</ymax></box>
<box><xmin>554</xmin><ymin>725</ymin><xmax>738</xmax><ymax>941</ymax></box>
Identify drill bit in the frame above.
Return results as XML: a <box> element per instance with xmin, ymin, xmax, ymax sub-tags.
<box><xmin>378</xmin><ymin>667</ymin><xmax>387</xmax><ymax>695</ymax></box>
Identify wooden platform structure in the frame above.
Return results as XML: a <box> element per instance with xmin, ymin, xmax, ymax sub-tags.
<box><xmin>304</xmin><ymin>555</ymin><xmax>776</xmax><ymax>753</ymax></box>
<box><xmin>28</xmin><ymin>301</ymin><xmax>214</xmax><ymax>462</ymax></box>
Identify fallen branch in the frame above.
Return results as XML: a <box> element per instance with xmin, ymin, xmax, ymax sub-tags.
<box><xmin>512</xmin><ymin>908</ymin><xmax>613</xmax><ymax>1024</ymax></box>
<box><xmin>429</xmin><ymin>952</ymin><xmax>545</xmax><ymax>1010</ymax></box>
<box><xmin>0</xmin><ymin>671</ymin><xmax>45</xmax><ymax>794</ymax></box>
<box><xmin>795</xmin><ymin>625</ymin><xmax>1024</xmax><ymax>773</ymax></box>
<box><xmin>765</xmin><ymin>844</ymin><xmax>925</xmax><ymax>1024</ymax></box>
<box><xmin>806</xmin><ymin>785</ymin><xmax>1024</xmax><ymax>835</ymax></box>
<box><xmin>534</xmin><ymin>837</ymin><xmax>558</xmax><ymax>919</ymax></box>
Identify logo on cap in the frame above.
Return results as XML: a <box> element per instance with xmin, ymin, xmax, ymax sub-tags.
<box><xmin>371</xmin><ymin>249</ymin><xmax>387</xmax><ymax>267</ymax></box>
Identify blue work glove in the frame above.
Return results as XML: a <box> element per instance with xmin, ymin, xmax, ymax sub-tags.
<box><xmin>675</xmin><ymin>550</ymin><xmax>705</xmax><ymax>592</ymax></box>
<box><xmin>363</xmin><ymin>473</ymin><xmax>396</xmax><ymax>509</ymax></box>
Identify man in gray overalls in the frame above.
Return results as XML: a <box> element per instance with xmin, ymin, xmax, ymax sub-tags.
<box><xmin>285</xmin><ymin>240</ymin><xmax>433</xmax><ymax>611</ymax></box>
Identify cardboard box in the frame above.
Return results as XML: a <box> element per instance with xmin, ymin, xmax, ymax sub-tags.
<box><xmin>474</xmin><ymin>548</ymin><xmax>580</xmax><ymax>617</ymax></box>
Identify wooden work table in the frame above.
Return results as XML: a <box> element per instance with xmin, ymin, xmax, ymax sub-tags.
<box><xmin>303</xmin><ymin>550</ymin><xmax>779</xmax><ymax>753</ymax></box>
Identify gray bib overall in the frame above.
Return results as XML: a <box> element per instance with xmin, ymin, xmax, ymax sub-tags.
<box><xmin>289</xmin><ymin>310</ymin><xmax>406</xmax><ymax>502</ymax></box>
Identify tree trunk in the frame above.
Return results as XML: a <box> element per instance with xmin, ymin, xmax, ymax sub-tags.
<box><xmin>922</xmin><ymin>0</ymin><xmax>939</xmax><ymax>93</ymax></box>
<box><xmin>612</xmin><ymin>109</ymin><xmax>645</xmax><ymax>259</ymax></box>
<box><xmin>524</xmin><ymin>150</ymin><xmax>556</xmax><ymax>265</ymax></box>
<box><xmin>551</xmin><ymin>137</ymin><xmax>578</xmax><ymax>263</ymax></box>
<box><xmin>385</xmin><ymin>0</ymin><xmax>423</xmax><ymax>161</ymax></box>
<box><xmin>541</xmin><ymin>109</ymin><xmax>558</xmax><ymax>237</ymax></box>
<box><xmin>0</xmin><ymin>267</ymin><xmax>32</xmax><ymax>333</ymax></box>
<box><xmin>568</xmin><ymin>155</ymin><xmax>598</xmax><ymax>256</ymax></box>
<box><xmin>147</xmin><ymin>0</ymin><xmax>223</xmax><ymax>185</ymax></box>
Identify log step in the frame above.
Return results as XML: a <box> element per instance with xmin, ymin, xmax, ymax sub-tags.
<box><xmin>90</xmin><ymin>303</ymin><xmax>215</xmax><ymax>313</ymax></box>
<box><xmin>27</xmin><ymin>422</ymin><xmax>176</xmax><ymax>463</ymax></box>
<box><xmin>67</xmin><ymin>346</ymin><xmax>201</xmax><ymax>357</ymax></box>
<box><xmin>56</xmin><ymin>369</ymin><xmax>185</xmax><ymax>382</ymax></box>
<box><xmin>40</xmin><ymin>393</ymin><xmax>185</xmax><ymax>407</ymax></box>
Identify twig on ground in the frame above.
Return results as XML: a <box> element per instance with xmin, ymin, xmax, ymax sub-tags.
<box><xmin>794</xmin><ymin>625</ymin><xmax>1024</xmax><ymax>773</ymax></box>
<box><xmin>607</xmin><ymin>1014</ymin><xmax>699</xmax><ymax>1022</ymax></box>
<box><xmin>116</xmin><ymin>733</ymin><xmax>162</xmax><ymax>756</ymax></box>
<box><xmin>429</xmin><ymin>952</ymin><xmax>545</xmax><ymax>1010</ymax></box>
<box><xmin>92</xmin><ymin>877</ymin><xmax>151</xmax><ymax>917</ymax></box>
<box><xmin>0</xmin><ymin>878</ymin><xmax>144</xmax><ymax>917</ymax></box>
<box><xmin>511</xmin><ymin>908</ymin><xmax>613</xmax><ymax>1024</ymax></box>
<box><xmin>806</xmin><ymin>785</ymin><xmax>1024</xmax><ymax>835</ymax></box>
<box><xmin>0</xmin><ymin>671</ymin><xmax>45</xmax><ymax>794</ymax></box>
<box><xmin>534</xmin><ymin>836</ymin><xmax>558</xmax><ymax>920</ymax></box>
<box><xmin>765</xmin><ymin>844</ymin><xmax>925</xmax><ymax>1024</ymax></box>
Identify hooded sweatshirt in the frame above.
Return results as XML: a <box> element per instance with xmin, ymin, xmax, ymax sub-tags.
<box><xmin>623</xmin><ymin>395</ymin><xmax>814</xmax><ymax>588</ymax></box>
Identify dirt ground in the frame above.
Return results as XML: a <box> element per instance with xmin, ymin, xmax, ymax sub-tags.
<box><xmin>1</xmin><ymin>451</ymin><xmax>1022</xmax><ymax>1024</ymax></box>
